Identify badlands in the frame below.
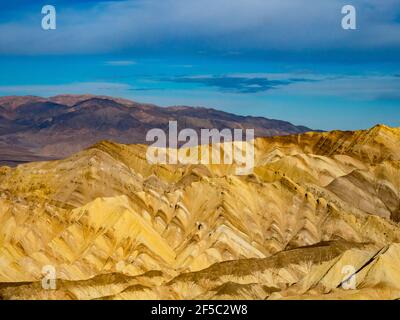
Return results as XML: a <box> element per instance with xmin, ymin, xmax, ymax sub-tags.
<box><xmin>0</xmin><ymin>124</ymin><xmax>399</xmax><ymax>299</ymax></box>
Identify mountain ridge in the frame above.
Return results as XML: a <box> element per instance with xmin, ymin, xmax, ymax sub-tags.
<box><xmin>0</xmin><ymin>94</ymin><xmax>314</xmax><ymax>166</ymax></box>
<box><xmin>0</xmin><ymin>125</ymin><xmax>399</xmax><ymax>299</ymax></box>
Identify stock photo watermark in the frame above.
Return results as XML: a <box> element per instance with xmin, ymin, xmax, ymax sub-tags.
<box><xmin>145</xmin><ymin>121</ymin><xmax>255</xmax><ymax>175</ymax></box>
<box><xmin>341</xmin><ymin>265</ymin><xmax>357</xmax><ymax>290</ymax></box>
<box><xmin>41</xmin><ymin>265</ymin><xmax>57</xmax><ymax>290</ymax></box>
<box><xmin>342</xmin><ymin>5</ymin><xmax>357</xmax><ymax>30</ymax></box>
<box><xmin>41</xmin><ymin>5</ymin><xmax>56</xmax><ymax>30</ymax></box>
<box><xmin>40</xmin><ymin>4</ymin><xmax>356</xmax><ymax>31</ymax></box>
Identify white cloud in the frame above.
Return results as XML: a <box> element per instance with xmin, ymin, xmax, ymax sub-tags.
<box><xmin>0</xmin><ymin>82</ymin><xmax>132</xmax><ymax>97</ymax></box>
<box><xmin>269</xmin><ymin>74</ymin><xmax>400</xmax><ymax>101</ymax></box>
<box><xmin>0</xmin><ymin>0</ymin><xmax>399</xmax><ymax>54</ymax></box>
<box><xmin>105</xmin><ymin>60</ymin><xmax>136</xmax><ymax>66</ymax></box>
<box><xmin>159</xmin><ymin>71</ymin><xmax>400</xmax><ymax>100</ymax></box>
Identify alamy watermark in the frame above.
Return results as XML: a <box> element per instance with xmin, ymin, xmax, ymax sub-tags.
<box><xmin>146</xmin><ymin>121</ymin><xmax>255</xmax><ymax>175</ymax></box>
<box><xmin>341</xmin><ymin>265</ymin><xmax>357</xmax><ymax>290</ymax></box>
<box><xmin>41</xmin><ymin>5</ymin><xmax>56</xmax><ymax>30</ymax></box>
<box><xmin>41</xmin><ymin>4</ymin><xmax>356</xmax><ymax>31</ymax></box>
<box><xmin>42</xmin><ymin>265</ymin><xmax>57</xmax><ymax>290</ymax></box>
<box><xmin>342</xmin><ymin>5</ymin><xmax>357</xmax><ymax>30</ymax></box>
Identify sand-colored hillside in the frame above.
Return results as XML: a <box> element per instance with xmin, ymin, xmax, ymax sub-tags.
<box><xmin>0</xmin><ymin>125</ymin><xmax>399</xmax><ymax>299</ymax></box>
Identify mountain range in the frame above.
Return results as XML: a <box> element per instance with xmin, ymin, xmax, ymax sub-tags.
<box><xmin>0</xmin><ymin>95</ymin><xmax>312</xmax><ymax>166</ymax></box>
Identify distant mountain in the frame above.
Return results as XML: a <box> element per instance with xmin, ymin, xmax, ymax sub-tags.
<box><xmin>0</xmin><ymin>95</ymin><xmax>313</xmax><ymax>166</ymax></box>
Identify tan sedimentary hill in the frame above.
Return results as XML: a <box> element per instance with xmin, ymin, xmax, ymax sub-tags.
<box><xmin>0</xmin><ymin>124</ymin><xmax>399</xmax><ymax>299</ymax></box>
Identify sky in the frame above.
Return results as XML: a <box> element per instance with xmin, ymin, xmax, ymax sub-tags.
<box><xmin>0</xmin><ymin>0</ymin><xmax>399</xmax><ymax>130</ymax></box>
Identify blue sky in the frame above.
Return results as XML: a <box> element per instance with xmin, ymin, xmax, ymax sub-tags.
<box><xmin>0</xmin><ymin>0</ymin><xmax>399</xmax><ymax>130</ymax></box>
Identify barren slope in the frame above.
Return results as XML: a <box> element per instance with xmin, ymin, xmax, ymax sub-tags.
<box><xmin>0</xmin><ymin>125</ymin><xmax>399</xmax><ymax>299</ymax></box>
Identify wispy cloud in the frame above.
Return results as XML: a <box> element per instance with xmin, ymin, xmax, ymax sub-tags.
<box><xmin>278</xmin><ymin>74</ymin><xmax>400</xmax><ymax>101</ymax></box>
<box><xmin>161</xmin><ymin>74</ymin><xmax>317</xmax><ymax>93</ymax></box>
<box><xmin>0</xmin><ymin>82</ymin><xmax>131</xmax><ymax>97</ymax></box>
<box><xmin>0</xmin><ymin>0</ymin><xmax>399</xmax><ymax>58</ymax></box>
<box><xmin>2</xmin><ymin>73</ymin><xmax>396</xmax><ymax>104</ymax></box>
<box><xmin>155</xmin><ymin>72</ymin><xmax>400</xmax><ymax>101</ymax></box>
<box><xmin>105</xmin><ymin>60</ymin><xmax>136</xmax><ymax>66</ymax></box>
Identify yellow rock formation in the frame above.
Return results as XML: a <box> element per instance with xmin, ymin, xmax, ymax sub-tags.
<box><xmin>0</xmin><ymin>125</ymin><xmax>399</xmax><ymax>299</ymax></box>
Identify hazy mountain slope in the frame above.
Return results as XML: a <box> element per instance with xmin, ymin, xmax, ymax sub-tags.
<box><xmin>0</xmin><ymin>95</ymin><xmax>313</xmax><ymax>165</ymax></box>
<box><xmin>0</xmin><ymin>125</ymin><xmax>399</xmax><ymax>299</ymax></box>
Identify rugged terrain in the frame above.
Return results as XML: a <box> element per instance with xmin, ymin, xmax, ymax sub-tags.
<box><xmin>0</xmin><ymin>95</ymin><xmax>311</xmax><ymax>166</ymax></box>
<box><xmin>0</xmin><ymin>123</ymin><xmax>399</xmax><ymax>299</ymax></box>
